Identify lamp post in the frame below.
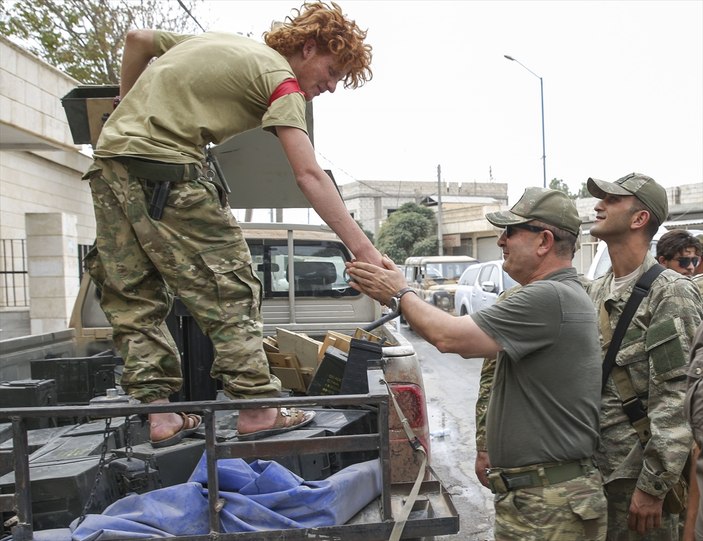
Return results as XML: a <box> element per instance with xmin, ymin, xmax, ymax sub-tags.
<box><xmin>504</xmin><ymin>55</ymin><xmax>546</xmax><ymax>188</ymax></box>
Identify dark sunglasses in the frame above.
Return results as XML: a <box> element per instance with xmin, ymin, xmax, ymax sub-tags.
<box><xmin>505</xmin><ymin>224</ymin><xmax>561</xmax><ymax>241</ymax></box>
<box><xmin>675</xmin><ymin>256</ymin><xmax>700</xmax><ymax>268</ymax></box>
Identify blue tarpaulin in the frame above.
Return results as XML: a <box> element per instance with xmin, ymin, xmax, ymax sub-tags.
<box><xmin>30</xmin><ymin>456</ymin><xmax>381</xmax><ymax>540</ymax></box>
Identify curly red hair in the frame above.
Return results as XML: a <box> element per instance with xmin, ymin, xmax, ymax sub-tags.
<box><xmin>264</xmin><ymin>2</ymin><xmax>372</xmax><ymax>89</ymax></box>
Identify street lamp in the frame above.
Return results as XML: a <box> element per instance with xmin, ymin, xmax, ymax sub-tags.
<box><xmin>504</xmin><ymin>54</ymin><xmax>546</xmax><ymax>188</ymax></box>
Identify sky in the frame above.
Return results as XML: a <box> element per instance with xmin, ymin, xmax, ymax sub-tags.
<box><xmin>196</xmin><ymin>0</ymin><xmax>702</xmax><ymax>214</ymax></box>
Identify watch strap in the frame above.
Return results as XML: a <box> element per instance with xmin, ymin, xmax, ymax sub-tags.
<box><xmin>394</xmin><ymin>287</ymin><xmax>416</xmax><ymax>301</ymax></box>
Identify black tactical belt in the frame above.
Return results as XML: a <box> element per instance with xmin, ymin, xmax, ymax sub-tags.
<box><xmin>487</xmin><ymin>458</ymin><xmax>595</xmax><ymax>494</ymax></box>
<box><xmin>119</xmin><ymin>157</ymin><xmax>202</xmax><ymax>182</ymax></box>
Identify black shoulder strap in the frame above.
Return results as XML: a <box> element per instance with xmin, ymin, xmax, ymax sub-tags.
<box><xmin>601</xmin><ymin>264</ymin><xmax>666</xmax><ymax>392</ymax></box>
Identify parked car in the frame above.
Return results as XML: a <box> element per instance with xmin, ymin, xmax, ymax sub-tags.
<box><xmin>454</xmin><ymin>259</ymin><xmax>518</xmax><ymax>316</ymax></box>
<box><xmin>586</xmin><ymin>226</ymin><xmax>703</xmax><ymax>280</ymax></box>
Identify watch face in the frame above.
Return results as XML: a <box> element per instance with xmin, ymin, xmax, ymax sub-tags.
<box><xmin>390</xmin><ymin>296</ymin><xmax>400</xmax><ymax>312</ymax></box>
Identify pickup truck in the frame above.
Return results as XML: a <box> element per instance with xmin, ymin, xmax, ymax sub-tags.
<box><xmin>0</xmin><ymin>223</ymin><xmax>460</xmax><ymax>540</ymax></box>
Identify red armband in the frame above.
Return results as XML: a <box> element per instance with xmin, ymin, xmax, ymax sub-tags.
<box><xmin>268</xmin><ymin>78</ymin><xmax>304</xmax><ymax>105</ymax></box>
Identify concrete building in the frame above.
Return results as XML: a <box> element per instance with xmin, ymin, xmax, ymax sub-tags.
<box><xmin>0</xmin><ymin>36</ymin><xmax>94</xmax><ymax>338</ymax></box>
<box><xmin>339</xmin><ymin>179</ymin><xmax>509</xmax><ymax>261</ymax></box>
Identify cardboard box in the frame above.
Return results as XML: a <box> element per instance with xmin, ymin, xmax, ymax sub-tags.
<box><xmin>263</xmin><ymin>336</ymin><xmax>279</xmax><ymax>353</ymax></box>
<box><xmin>353</xmin><ymin>328</ymin><xmax>384</xmax><ymax>343</ymax></box>
<box><xmin>266</xmin><ymin>350</ymin><xmax>306</xmax><ymax>393</ymax></box>
<box><xmin>267</xmin><ymin>352</ymin><xmax>300</xmax><ymax>369</ymax></box>
<box><xmin>318</xmin><ymin>331</ymin><xmax>352</xmax><ymax>361</ymax></box>
<box><xmin>276</xmin><ymin>328</ymin><xmax>321</xmax><ymax>370</ymax></box>
<box><xmin>271</xmin><ymin>367</ymin><xmax>306</xmax><ymax>393</ymax></box>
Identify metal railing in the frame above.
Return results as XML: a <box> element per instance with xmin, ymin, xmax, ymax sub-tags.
<box><xmin>0</xmin><ymin>239</ymin><xmax>28</xmax><ymax>307</ymax></box>
<box><xmin>0</xmin><ymin>370</ymin><xmax>395</xmax><ymax>541</ymax></box>
<box><xmin>0</xmin><ymin>240</ymin><xmax>94</xmax><ymax>308</ymax></box>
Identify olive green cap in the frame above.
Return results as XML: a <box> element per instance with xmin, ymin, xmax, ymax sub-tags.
<box><xmin>587</xmin><ymin>172</ymin><xmax>668</xmax><ymax>224</ymax></box>
<box><xmin>485</xmin><ymin>187</ymin><xmax>582</xmax><ymax>236</ymax></box>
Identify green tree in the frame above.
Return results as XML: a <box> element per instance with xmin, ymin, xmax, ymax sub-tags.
<box><xmin>549</xmin><ymin>178</ymin><xmax>575</xmax><ymax>199</ymax></box>
<box><xmin>576</xmin><ymin>181</ymin><xmax>590</xmax><ymax>199</ymax></box>
<box><xmin>0</xmin><ymin>0</ymin><xmax>202</xmax><ymax>84</ymax></box>
<box><xmin>376</xmin><ymin>203</ymin><xmax>437</xmax><ymax>263</ymax></box>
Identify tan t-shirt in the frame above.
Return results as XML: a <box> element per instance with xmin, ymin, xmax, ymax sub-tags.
<box><xmin>94</xmin><ymin>31</ymin><xmax>307</xmax><ymax>163</ymax></box>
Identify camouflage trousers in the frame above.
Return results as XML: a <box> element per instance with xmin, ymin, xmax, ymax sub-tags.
<box><xmin>85</xmin><ymin>157</ymin><xmax>281</xmax><ymax>403</ymax></box>
<box><xmin>494</xmin><ymin>470</ymin><xmax>607</xmax><ymax>540</ymax></box>
<box><xmin>603</xmin><ymin>479</ymin><xmax>678</xmax><ymax>540</ymax></box>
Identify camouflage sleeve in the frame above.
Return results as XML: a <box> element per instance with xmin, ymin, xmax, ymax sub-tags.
<box><xmin>638</xmin><ymin>278</ymin><xmax>702</xmax><ymax>497</ymax></box>
<box><xmin>475</xmin><ymin>356</ymin><xmax>495</xmax><ymax>451</ymax></box>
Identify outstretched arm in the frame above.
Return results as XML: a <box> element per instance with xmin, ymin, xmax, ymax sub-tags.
<box><xmin>276</xmin><ymin>126</ymin><xmax>382</xmax><ymax>267</ymax></box>
<box><xmin>346</xmin><ymin>257</ymin><xmax>502</xmax><ymax>358</ymax></box>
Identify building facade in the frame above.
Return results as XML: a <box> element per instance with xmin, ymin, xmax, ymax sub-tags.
<box><xmin>0</xmin><ymin>36</ymin><xmax>94</xmax><ymax>338</ymax></box>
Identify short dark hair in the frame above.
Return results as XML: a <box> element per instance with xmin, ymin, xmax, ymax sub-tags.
<box><xmin>531</xmin><ymin>220</ymin><xmax>579</xmax><ymax>258</ymax></box>
<box><xmin>656</xmin><ymin>229</ymin><xmax>703</xmax><ymax>260</ymax></box>
<box><xmin>629</xmin><ymin>198</ymin><xmax>660</xmax><ymax>240</ymax></box>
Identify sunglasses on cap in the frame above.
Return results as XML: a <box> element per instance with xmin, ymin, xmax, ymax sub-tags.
<box><xmin>674</xmin><ymin>256</ymin><xmax>700</xmax><ymax>268</ymax></box>
<box><xmin>504</xmin><ymin>223</ymin><xmax>562</xmax><ymax>241</ymax></box>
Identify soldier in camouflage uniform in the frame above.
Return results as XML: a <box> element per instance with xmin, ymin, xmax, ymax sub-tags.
<box><xmin>684</xmin><ymin>323</ymin><xmax>703</xmax><ymax>540</ymax></box>
<box><xmin>587</xmin><ymin>173</ymin><xmax>703</xmax><ymax>540</ymax></box>
<box><xmin>84</xmin><ymin>3</ymin><xmax>382</xmax><ymax>446</ymax></box>
<box><xmin>655</xmin><ymin>229</ymin><xmax>701</xmax><ymax>278</ymax></box>
<box><xmin>347</xmin><ymin>188</ymin><xmax>607</xmax><ymax>541</ymax></box>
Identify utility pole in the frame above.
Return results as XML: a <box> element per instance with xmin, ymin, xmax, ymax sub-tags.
<box><xmin>437</xmin><ymin>164</ymin><xmax>443</xmax><ymax>256</ymax></box>
<box><xmin>504</xmin><ymin>54</ymin><xmax>547</xmax><ymax>188</ymax></box>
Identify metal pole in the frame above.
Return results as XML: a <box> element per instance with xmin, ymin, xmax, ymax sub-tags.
<box><xmin>504</xmin><ymin>55</ymin><xmax>547</xmax><ymax>188</ymax></box>
<box><xmin>436</xmin><ymin>164</ymin><xmax>443</xmax><ymax>256</ymax></box>
<box><xmin>539</xmin><ymin>76</ymin><xmax>546</xmax><ymax>188</ymax></box>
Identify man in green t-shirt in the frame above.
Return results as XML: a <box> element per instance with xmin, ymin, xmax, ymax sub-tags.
<box><xmin>346</xmin><ymin>188</ymin><xmax>607</xmax><ymax>541</ymax></box>
<box><xmin>84</xmin><ymin>2</ymin><xmax>382</xmax><ymax>447</ymax></box>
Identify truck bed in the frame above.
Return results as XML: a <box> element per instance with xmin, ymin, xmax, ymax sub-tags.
<box><xmin>1</xmin><ymin>370</ymin><xmax>459</xmax><ymax>540</ymax></box>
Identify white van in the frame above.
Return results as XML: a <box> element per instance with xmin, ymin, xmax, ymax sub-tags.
<box><xmin>586</xmin><ymin>226</ymin><xmax>703</xmax><ymax>280</ymax></box>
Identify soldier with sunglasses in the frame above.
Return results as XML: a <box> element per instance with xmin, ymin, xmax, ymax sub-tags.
<box><xmin>656</xmin><ymin>229</ymin><xmax>702</xmax><ymax>278</ymax></box>
<box><xmin>346</xmin><ymin>187</ymin><xmax>607</xmax><ymax>541</ymax></box>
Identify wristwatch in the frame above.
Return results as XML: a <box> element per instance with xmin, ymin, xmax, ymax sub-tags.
<box><xmin>389</xmin><ymin>287</ymin><xmax>417</xmax><ymax>313</ymax></box>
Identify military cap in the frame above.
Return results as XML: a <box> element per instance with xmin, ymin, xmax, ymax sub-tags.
<box><xmin>587</xmin><ymin>172</ymin><xmax>668</xmax><ymax>224</ymax></box>
<box><xmin>485</xmin><ymin>187</ymin><xmax>582</xmax><ymax>236</ymax></box>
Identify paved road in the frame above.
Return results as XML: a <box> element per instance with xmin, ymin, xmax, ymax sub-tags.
<box><xmin>398</xmin><ymin>324</ymin><xmax>495</xmax><ymax>540</ymax></box>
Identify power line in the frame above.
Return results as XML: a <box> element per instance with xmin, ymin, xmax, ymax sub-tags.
<box><xmin>177</xmin><ymin>0</ymin><xmax>206</xmax><ymax>32</ymax></box>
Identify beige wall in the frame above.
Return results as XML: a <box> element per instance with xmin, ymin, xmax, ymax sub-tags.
<box><xmin>0</xmin><ymin>36</ymin><xmax>94</xmax><ymax>323</ymax></box>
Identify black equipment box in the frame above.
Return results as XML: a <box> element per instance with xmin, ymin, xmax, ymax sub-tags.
<box><xmin>31</xmin><ymin>355</ymin><xmax>120</xmax><ymax>405</ymax></box>
<box><xmin>0</xmin><ymin>456</ymin><xmax>118</xmax><ymax>530</ymax></box>
<box><xmin>0</xmin><ymin>379</ymin><xmax>57</xmax><ymax>429</ymax></box>
<box><xmin>114</xmin><ymin>438</ymin><xmax>206</xmax><ymax>489</ymax></box>
<box><xmin>61</xmin><ymin>85</ymin><xmax>119</xmax><ymax>147</ymax></box>
<box><xmin>309</xmin><ymin>408</ymin><xmax>377</xmax><ymax>473</ymax></box>
<box><xmin>340</xmin><ymin>338</ymin><xmax>383</xmax><ymax>395</ymax></box>
<box><xmin>0</xmin><ymin>425</ymin><xmax>73</xmax><ymax>476</ymax></box>
<box><xmin>258</xmin><ymin>427</ymin><xmax>330</xmax><ymax>480</ymax></box>
<box><xmin>307</xmin><ymin>346</ymin><xmax>347</xmax><ymax>396</ymax></box>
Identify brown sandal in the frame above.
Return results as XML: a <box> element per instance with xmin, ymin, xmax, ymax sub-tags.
<box><xmin>150</xmin><ymin>412</ymin><xmax>202</xmax><ymax>448</ymax></box>
<box><xmin>237</xmin><ymin>408</ymin><xmax>316</xmax><ymax>441</ymax></box>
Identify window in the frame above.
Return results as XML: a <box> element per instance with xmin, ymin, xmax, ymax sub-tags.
<box><xmin>247</xmin><ymin>239</ymin><xmax>358</xmax><ymax>298</ymax></box>
<box><xmin>459</xmin><ymin>264</ymin><xmax>480</xmax><ymax>286</ymax></box>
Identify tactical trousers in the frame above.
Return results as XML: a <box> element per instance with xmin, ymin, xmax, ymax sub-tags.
<box><xmin>493</xmin><ymin>470</ymin><xmax>607</xmax><ymax>541</ymax></box>
<box><xmin>86</xmin><ymin>158</ymin><xmax>281</xmax><ymax>403</ymax></box>
<box><xmin>603</xmin><ymin>479</ymin><xmax>678</xmax><ymax>540</ymax></box>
